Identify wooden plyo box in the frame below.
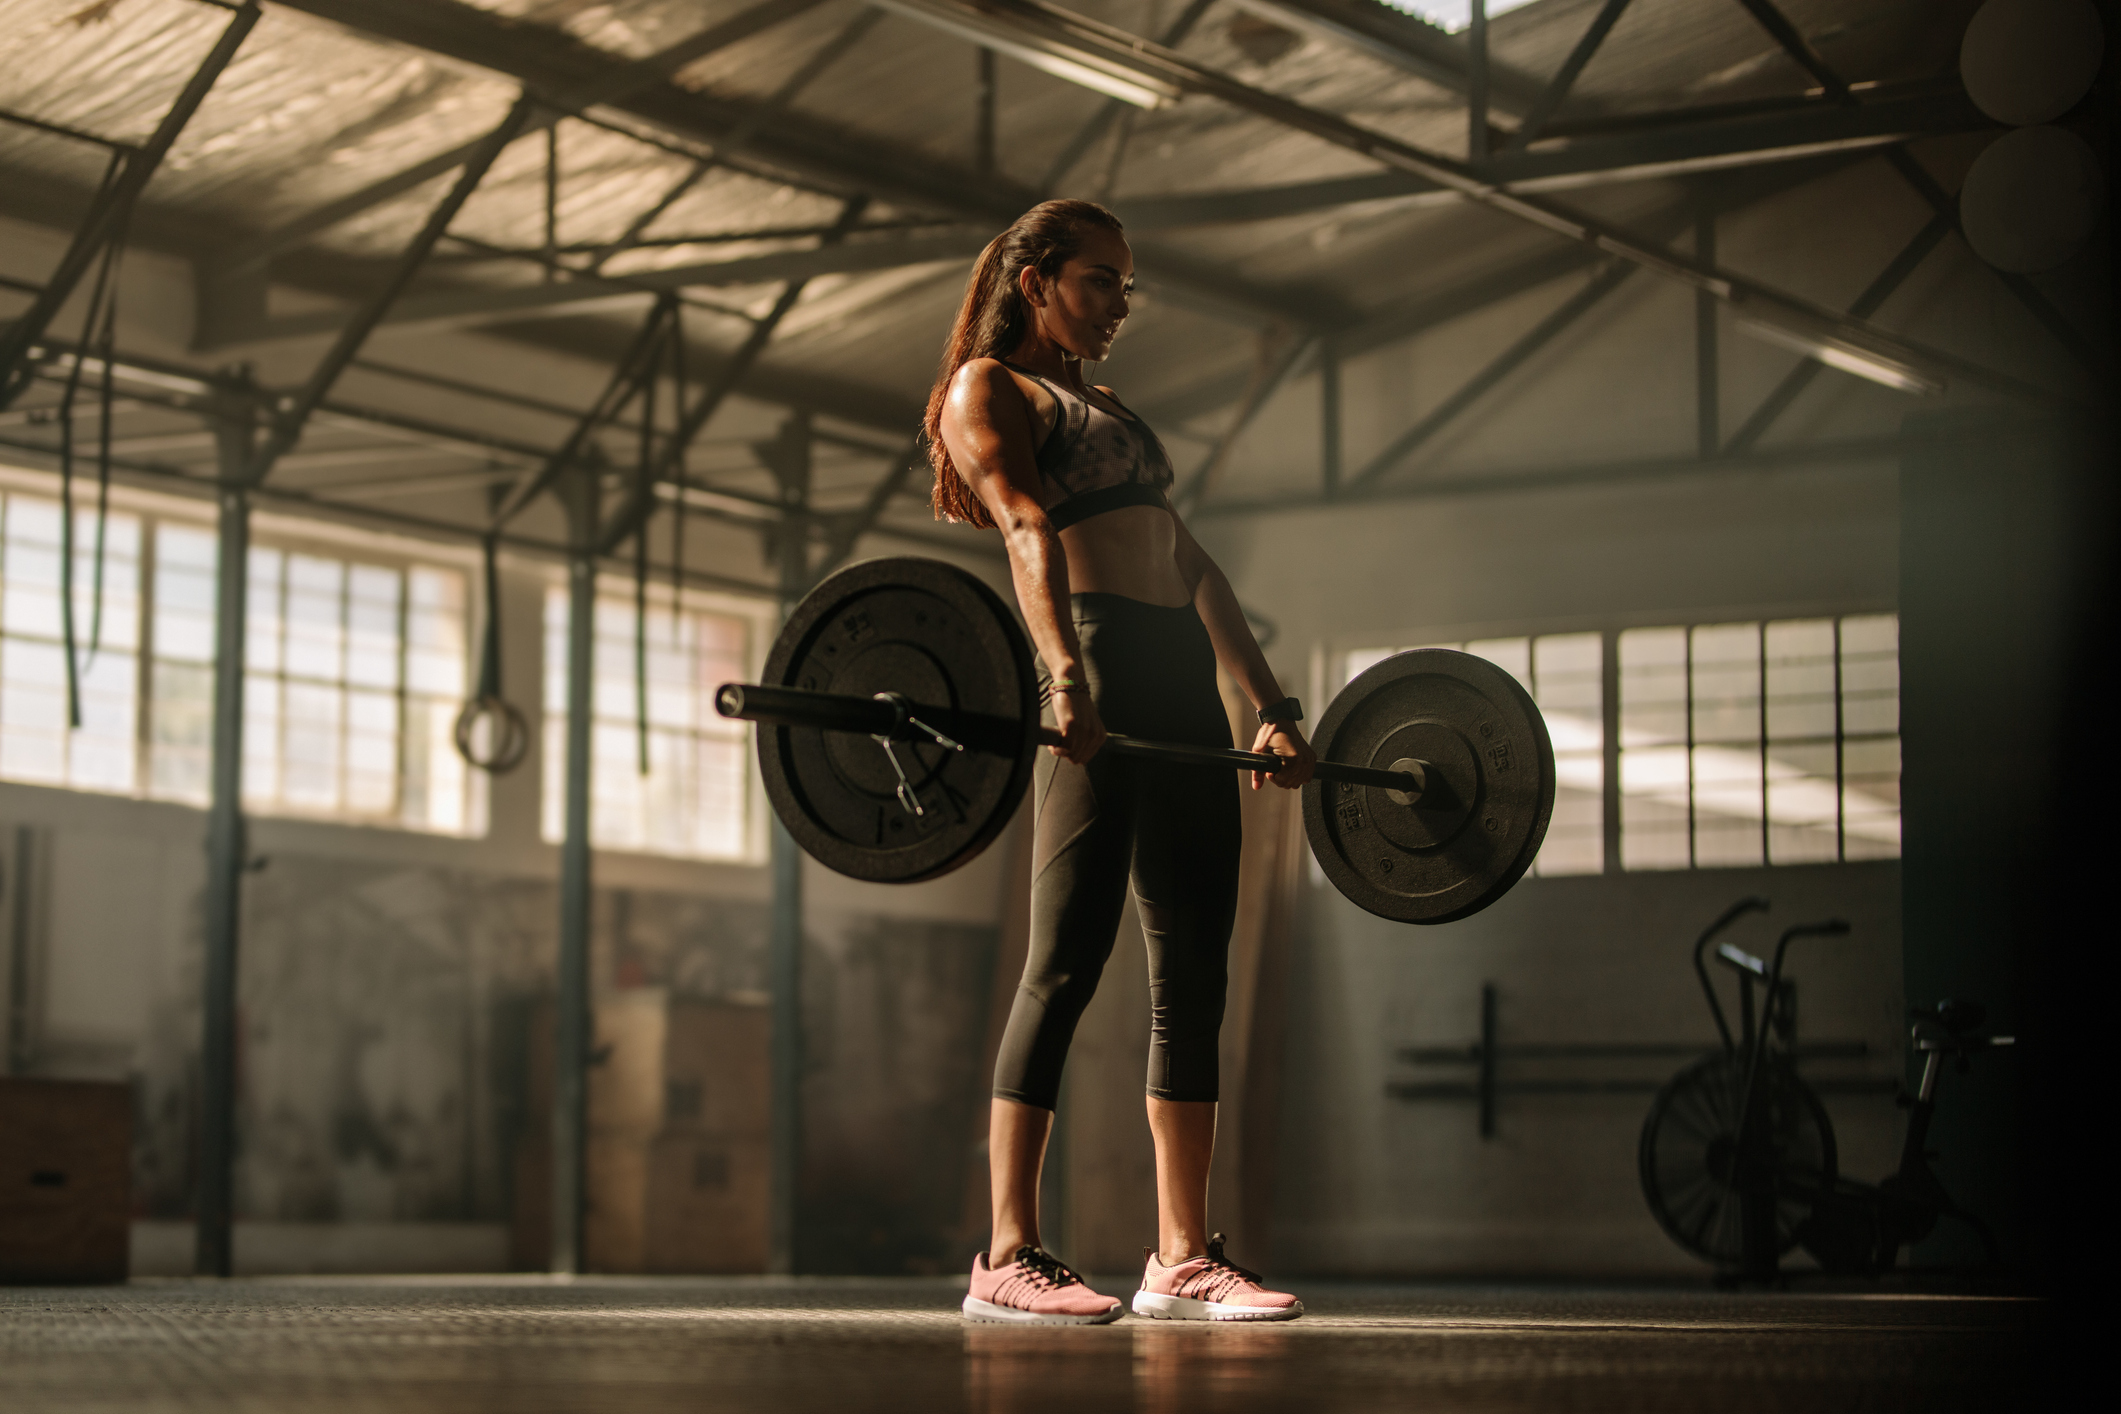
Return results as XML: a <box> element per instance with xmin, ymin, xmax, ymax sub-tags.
<box><xmin>0</xmin><ymin>1078</ymin><xmax>131</xmax><ymax>1284</ymax></box>
<box><xmin>513</xmin><ymin>994</ymin><xmax>770</xmax><ymax>1273</ymax></box>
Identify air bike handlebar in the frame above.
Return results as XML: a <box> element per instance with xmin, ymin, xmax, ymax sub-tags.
<box><xmin>714</xmin><ymin>682</ymin><xmax>1428</xmax><ymax>796</ymax></box>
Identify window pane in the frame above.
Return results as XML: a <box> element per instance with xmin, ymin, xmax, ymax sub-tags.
<box><xmin>149</xmin><ymin>661</ymin><xmax>214</xmax><ymax>804</ymax></box>
<box><xmin>406</xmin><ymin>567</ymin><xmax>467</xmax><ymax>699</ymax></box>
<box><xmin>284</xmin><ymin>554</ymin><xmax>345</xmax><ymax>681</ymax></box>
<box><xmin>542</xmin><ymin>583</ymin><xmax>755</xmax><ymax>860</ymax></box>
<box><xmin>1530</xmin><ymin>631</ymin><xmax>1602</xmax><ymax>877</ymax></box>
<box><xmin>281</xmin><ymin>681</ymin><xmax>344</xmax><ymax>810</ymax></box>
<box><xmin>243</xmin><ymin>673</ymin><xmax>280</xmax><ymax>806</ymax></box>
<box><xmin>1765</xmin><ymin>619</ymin><xmax>1839</xmax><ymax>865</ymax></box>
<box><xmin>154</xmin><ymin>524</ymin><xmax>218</xmax><ymax>664</ymax></box>
<box><xmin>0</xmin><ymin>636</ymin><xmax>67</xmax><ymax>784</ymax></box>
<box><xmin>346</xmin><ymin>564</ymin><xmax>401</xmax><ymax>690</ymax></box>
<box><xmin>247</xmin><ymin>548</ymin><xmax>284</xmax><ymax>674</ymax></box>
<box><xmin>1463</xmin><ymin>636</ymin><xmax>1531</xmax><ymax>696</ymax></box>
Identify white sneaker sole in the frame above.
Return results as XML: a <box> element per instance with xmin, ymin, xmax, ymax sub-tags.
<box><xmin>961</xmin><ymin>1295</ymin><xmax>1124</xmax><ymax>1325</ymax></box>
<box><xmin>1131</xmin><ymin>1290</ymin><xmax>1304</xmax><ymax>1322</ymax></box>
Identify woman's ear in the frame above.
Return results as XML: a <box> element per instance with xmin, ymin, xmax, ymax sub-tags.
<box><xmin>1017</xmin><ymin>263</ymin><xmax>1047</xmax><ymax>309</ymax></box>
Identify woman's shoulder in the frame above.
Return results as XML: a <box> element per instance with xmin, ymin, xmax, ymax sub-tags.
<box><xmin>955</xmin><ymin>357</ymin><xmax>1058</xmax><ymax>419</ymax></box>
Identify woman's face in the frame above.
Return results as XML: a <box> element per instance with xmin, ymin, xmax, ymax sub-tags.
<box><xmin>1023</xmin><ymin>227</ymin><xmax>1134</xmax><ymax>363</ymax></box>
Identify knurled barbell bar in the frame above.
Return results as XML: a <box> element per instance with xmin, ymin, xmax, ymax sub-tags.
<box><xmin>719</xmin><ymin>556</ymin><xmax>1556</xmax><ymax>925</ymax></box>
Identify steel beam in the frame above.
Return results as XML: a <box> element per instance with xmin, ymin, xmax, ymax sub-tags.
<box><xmin>908</xmin><ymin>0</ymin><xmax>2044</xmax><ymax>403</ymax></box>
<box><xmin>1191</xmin><ymin>429</ymin><xmax>1928</xmax><ymax>517</ymax></box>
<box><xmin>813</xmin><ymin>438</ymin><xmax>929</xmax><ymax>581</ymax></box>
<box><xmin>589</xmin><ymin>7</ymin><xmax>883</xmax><ymax>275</ymax></box>
<box><xmin>1113</xmin><ymin>85</ymin><xmax>1991</xmax><ymax>228</ymax></box>
<box><xmin>268</xmin><ymin>0</ymin><xmax>1323</xmax><ymax>331</ymax></box>
<box><xmin>1347</xmin><ymin>261</ymin><xmax>1637</xmax><ymax>489</ymax></box>
<box><xmin>1320</xmin><ymin>343</ymin><xmax>1342</xmax><ymax>497</ymax></box>
<box><xmin>597</xmin><ymin>202</ymin><xmax>868</xmax><ymax>556</ymax></box>
<box><xmin>1233</xmin><ymin>0</ymin><xmax>1547</xmax><ymax>114</ymax></box>
<box><xmin>1507</xmin><ymin>0</ymin><xmax>1633</xmax><ymax>150</ymax></box>
<box><xmin>1175</xmin><ymin>330</ymin><xmax>1314</xmax><ymax>511</ymax></box>
<box><xmin>0</xmin><ymin>3</ymin><xmax>259</xmax><ymax>407</ymax></box>
<box><xmin>1724</xmin><ymin>209</ymin><xmax>1951</xmax><ymax>454</ymax></box>
<box><xmin>1695</xmin><ymin>198</ymin><xmax>1719</xmax><ymax>460</ymax></box>
<box><xmin>196</xmin><ymin>385</ymin><xmax>256</xmax><ymax>1278</ymax></box>
<box><xmin>243</xmin><ymin>97</ymin><xmax>537</xmax><ymax>485</ymax></box>
<box><xmin>221</xmin><ymin>232</ymin><xmax>990</xmax><ymax>347</ymax></box>
<box><xmin>491</xmin><ymin>296</ymin><xmax>678</xmax><ymax>532</ymax></box>
<box><xmin>206</xmin><ymin>0</ymin><xmax>831</xmax><ymax>277</ymax></box>
<box><xmin>1039</xmin><ymin>0</ymin><xmax>1216</xmax><ymax>190</ymax></box>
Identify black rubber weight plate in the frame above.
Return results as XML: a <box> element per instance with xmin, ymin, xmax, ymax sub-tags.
<box><xmin>1301</xmin><ymin>649</ymin><xmax>1555</xmax><ymax>924</ymax></box>
<box><xmin>757</xmin><ymin>557</ymin><xmax>1039</xmax><ymax>884</ymax></box>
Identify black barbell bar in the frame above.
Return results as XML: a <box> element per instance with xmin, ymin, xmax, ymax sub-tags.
<box><xmin>714</xmin><ymin>682</ymin><xmax>1427</xmax><ymax>798</ymax></box>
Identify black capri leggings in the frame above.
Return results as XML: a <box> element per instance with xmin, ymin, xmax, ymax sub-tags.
<box><xmin>991</xmin><ymin>593</ymin><xmax>1242</xmax><ymax>1111</ymax></box>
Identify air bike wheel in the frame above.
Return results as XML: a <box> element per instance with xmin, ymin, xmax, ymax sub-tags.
<box><xmin>1638</xmin><ymin>1054</ymin><xmax>1837</xmax><ymax>1266</ymax></box>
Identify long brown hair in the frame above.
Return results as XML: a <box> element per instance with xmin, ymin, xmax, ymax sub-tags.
<box><xmin>924</xmin><ymin>199</ymin><xmax>1125</xmax><ymax>527</ymax></box>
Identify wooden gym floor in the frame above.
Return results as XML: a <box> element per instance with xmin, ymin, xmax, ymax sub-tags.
<box><xmin>0</xmin><ymin>1276</ymin><xmax>2042</xmax><ymax>1411</ymax></box>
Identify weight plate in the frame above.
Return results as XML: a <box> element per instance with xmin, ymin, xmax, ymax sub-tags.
<box><xmin>1301</xmin><ymin>649</ymin><xmax>1555</xmax><ymax>924</ymax></box>
<box><xmin>757</xmin><ymin>557</ymin><xmax>1038</xmax><ymax>883</ymax></box>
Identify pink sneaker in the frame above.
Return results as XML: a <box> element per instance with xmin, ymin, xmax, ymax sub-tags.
<box><xmin>962</xmin><ymin>1245</ymin><xmax>1123</xmax><ymax>1325</ymax></box>
<box><xmin>1131</xmin><ymin>1234</ymin><xmax>1303</xmax><ymax>1321</ymax></box>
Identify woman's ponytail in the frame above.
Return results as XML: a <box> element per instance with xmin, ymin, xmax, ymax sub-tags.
<box><xmin>923</xmin><ymin>200</ymin><xmax>1123</xmax><ymax>528</ymax></box>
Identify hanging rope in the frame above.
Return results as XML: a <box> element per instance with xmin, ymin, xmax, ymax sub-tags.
<box><xmin>633</xmin><ymin>315</ymin><xmax>661</xmax><ymax>779</ymax></box>
<box><xmin>55</xmin><ymin>152</ymin><xmax>125</xmax><ymax>732</ymax></box>
<box><xmin>86</xmin><ymin>205</ymin><xmax>125</xmax><ymax>669</ymax></box>
<box><xmin>667</xmin><ymin>303</ymin><xmax>686</xmax><ymax>648</ymax></box>
<box><xmin>451</xmin><ymin>532</ymin><xmax>530</xmax><ymax>773</ymax></box>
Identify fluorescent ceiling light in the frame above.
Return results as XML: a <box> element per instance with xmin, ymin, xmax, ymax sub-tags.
<box><xmin>1733</xmin><ymin>312</ymin><xmax>1945</xmax><ymax>396</ymax></box>
<box><xmin>867</xmin><ymin>0</ymin><xmax>1183</xmax><ymax>109</ymax></box>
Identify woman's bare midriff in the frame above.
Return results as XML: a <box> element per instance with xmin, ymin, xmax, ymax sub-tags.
<box><xmin>1057</xmin><ymin>504</ymin><xmax>1190</xmax><ymax>607</ymax></box>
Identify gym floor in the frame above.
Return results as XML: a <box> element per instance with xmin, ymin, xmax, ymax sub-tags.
<box><xmin>0</xmin><ymin>1277</ymin><xmax>2041</xmax><ymax>1412</ymax></box>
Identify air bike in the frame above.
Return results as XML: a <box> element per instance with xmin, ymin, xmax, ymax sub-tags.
<box><xmin>1638</xmin><ymin>899</ymin><xmax>2016</xmax><ymax>1283</ymax></box>
<box><xmin>713</xmin><ymin>556</ymin><xmax>1558</xmax><ymax>925</ymax></box>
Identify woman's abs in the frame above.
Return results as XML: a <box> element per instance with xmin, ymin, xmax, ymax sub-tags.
<box><xmin>1057</xmin><ymin>504</ymin><xmax>1190</xmax><ymax>606</ymax></box>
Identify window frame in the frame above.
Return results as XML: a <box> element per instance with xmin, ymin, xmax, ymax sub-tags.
<box><xmin>1323</xmin><ymin>600</ymin><xmax>1901</xmax><ymax>879</ymax></box>
<box><xmin>0</xmin><ymin>465</ymin><xmax>486</xmax><ymax>838</ymax></box>
<box><xmin>537</xmin><ymin>570</ymin><xmax>777</xmax><ymax>867</ymax></box>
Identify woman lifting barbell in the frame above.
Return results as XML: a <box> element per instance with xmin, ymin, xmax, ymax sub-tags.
<box><xmin>931</xmin><ymin>199</ymin><xmax>1312</xmax><ymax>1324</ymax></box>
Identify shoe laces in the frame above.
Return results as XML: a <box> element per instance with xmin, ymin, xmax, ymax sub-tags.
<box><xmin>1012</xmin><ymin>1245</ymin><xmax>1082</xmax><ymax>1290</ymax></box>
<box><xmin>1189</xmin><ymin>1234</ymin><xmax>1262</xmax><ymax>1303</ymax></box>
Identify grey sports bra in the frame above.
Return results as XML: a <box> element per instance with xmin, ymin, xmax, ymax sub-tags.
<box><xmin>1004</xmin><ymin>363</ymin><xmax>1175</xmax><ymax>532</ymax></box>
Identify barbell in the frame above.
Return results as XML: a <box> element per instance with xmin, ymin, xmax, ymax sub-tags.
<box><xmin>716</xmin><ymin>557</ymin><xmax>1556</xmax><ymax>925</ymax></box>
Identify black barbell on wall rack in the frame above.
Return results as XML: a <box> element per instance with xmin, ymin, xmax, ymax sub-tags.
<box><xmin>715</xmin><ymin>557</ymin><xmax>1558</xmax><ymax>926</ymax></box>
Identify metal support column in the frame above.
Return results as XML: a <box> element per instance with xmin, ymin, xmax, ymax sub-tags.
<box><xmin>1320</xmin><ymin>343</ymin><xmax>1341</xmax><ymax>498</ymax></box>
<box><xmin>763</xmin><ymin>413</ymin><xmax>812</xmax><ymax>1276</ymax></box>
<box><xmin>551</xmin><ymin>467</ymin><xmax>599</xmax><ymax>1275</ymax></box>
<box><xmin>975</xmin><ymin>48</ymin><xmax>997</xmax><ymax>176</ymax></box>
<box><xmin>1600</xmin><ymin>628</ymin><xmax>1622</xmax><ymax>875</ymax></box>
<box><xmin>1694</xmin><ymin>196</ymin><xmax>1719</xmax><ymax>459</ymax></box>
<box><xmin>1467</xmin><ymin>0</ymin><xmax>1489</xmax><ymax>163</ymax></box>
<box><xmin>196</xmin><ymin>387</ymin><xmax>256</xmax><ymax>1278</ymax></box>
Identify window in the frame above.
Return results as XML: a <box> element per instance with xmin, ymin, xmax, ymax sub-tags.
<box><xmin>240</xmin><ymin>544</ymin><xmax>476</xmax><ymax>833</ymax></box>
<box><xmin>1620</xmin><ymin>616</ymin><xmax>1900</xmax><ymax>870</ymax></box>
<box><xmin>0</xmin><ymin>491</ymin><xmax>143</xmax><ymax>793</ymax></box>
<box><xmin>1338</xmin><ymin>612</ymin><xmax>1901</xmax><ymax>876</ymax></box>
<box><xmin>1341</xmin><ymin>631</ymin><xmax>1605</xmax><ymax>877</ymax></box>
<box><xmin>540</xmin><ymin>584</ymin><xmax>761</xmax><ymax>862</ymax></box>
<box><xmin>0</xmin><ymin>478</ymin><xmax>481</xmax><ymax>835</ymax></box>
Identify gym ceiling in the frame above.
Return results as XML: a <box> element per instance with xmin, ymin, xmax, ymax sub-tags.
<box><xmin>0</xmin><ymin>0</ymin><xmax>2048</xmax><ymax>590</ymax></box>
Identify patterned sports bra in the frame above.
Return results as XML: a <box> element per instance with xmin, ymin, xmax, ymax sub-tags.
<box><xmin>1005</xmin><ymin>362</ymin><xmax>1175</xmax><ymax>532</ymax></box>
